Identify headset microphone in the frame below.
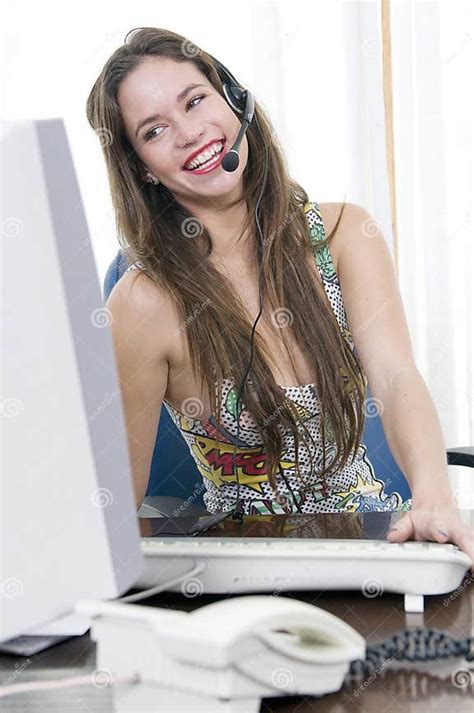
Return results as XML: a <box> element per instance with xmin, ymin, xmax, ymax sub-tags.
<box><xmin>220</xmin><ymin>90</ymin><xmax>255</xmax><ymax>172</ymax></box>
<box><xmin>210</xmin><ymin>57</ymin><xmax>256</xmax><ymax>173</ymax></box>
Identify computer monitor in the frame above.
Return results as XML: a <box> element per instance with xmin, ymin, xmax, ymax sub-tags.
<box><xmin>0</xmin><ymin>118</ymin><xmax>143</xmax><ymax>654</ymax></box>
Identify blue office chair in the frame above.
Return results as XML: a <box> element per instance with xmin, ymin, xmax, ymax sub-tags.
<box><xmin>104</xmin><ymin>249</ymin><xmax>474</xmax><ymax>516</ymax></box>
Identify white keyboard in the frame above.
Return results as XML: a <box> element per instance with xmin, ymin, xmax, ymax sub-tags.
<box><xmin>136</xmin><ymin>537</ymin><xmax>471</xmax><ymax>613</ymax></box>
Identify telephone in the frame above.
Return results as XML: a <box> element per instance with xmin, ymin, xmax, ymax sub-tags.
<box><xmin>76</xmin><ymin>594</ymin><xmax>366</xmax><ymax>711</ymax></box>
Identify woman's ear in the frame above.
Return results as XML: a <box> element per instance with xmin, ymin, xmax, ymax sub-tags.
<box><xmin>139</xmin><ymin>163</ymin><xmax>160</xmax><ymax>185</ymax></box>
<box><xmin>144</xmin><ymin>171</ymin><xmax>160</xmax><ymax>185</ymax></box>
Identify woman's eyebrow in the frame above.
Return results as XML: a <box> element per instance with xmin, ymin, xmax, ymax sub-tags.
<box><xmin>134</xmin><ymin>83</ymin><xmax>208</xmax><ymax>137</ymax></box>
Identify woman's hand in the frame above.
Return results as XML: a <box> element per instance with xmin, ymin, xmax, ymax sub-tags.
<box><xmin>387</xmin><ymin>499</ymin><xmax>474</xmax><ymax>573</ymax></box>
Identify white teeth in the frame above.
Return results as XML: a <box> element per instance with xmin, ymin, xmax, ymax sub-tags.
<box><xmin>185</xmin><ymin>140</ymin><xmax>224</xmax><ymax>170</ymax></box>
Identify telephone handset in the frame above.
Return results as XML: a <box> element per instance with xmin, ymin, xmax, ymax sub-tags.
<box><xmin>163</xmin><ymin>593</ymin><xmax>364</xmax><ymax>668</ymax></box>
<box><xmin>167</xmin><ymin>594</ymin><xmax>366</xmax><ymax>698</ymax></box>
<box><xmin>77</xmin><ymin>593</ymin><xmax>366</xmax><ymax>708</ymax></box>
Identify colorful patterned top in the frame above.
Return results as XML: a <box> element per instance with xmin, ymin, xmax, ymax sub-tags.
<box><xmin>124</xmin><ymin>201</ymin><xmax>412</xmax><ymax>516</ymax></box>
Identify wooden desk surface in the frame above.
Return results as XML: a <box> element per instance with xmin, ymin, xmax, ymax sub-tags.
<box><xmin>1</xmin><ymin>512</ymin><xmax>473</xmax><ymax>712</ymax></box>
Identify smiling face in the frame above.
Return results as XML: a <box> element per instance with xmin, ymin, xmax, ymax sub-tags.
<box><xmin>118</xmin><ymin>56</ymin><xmax>248</xmax><ymax>205</ymax></box>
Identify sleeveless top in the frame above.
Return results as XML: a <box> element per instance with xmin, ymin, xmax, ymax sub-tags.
<box><xmin>124</xmin><ymin>201</ymin><xmax>412</xmax><ymax>516</ymax></box>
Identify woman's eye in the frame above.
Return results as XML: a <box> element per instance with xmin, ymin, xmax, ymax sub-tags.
<box><xmin>187</xmin><ymin>94</ymin><xmax>206</xmax><ymax>111</ymax></box>
<box><xmin>144</xmin><ymin>94</ymin><xmax>206</xmax><ymax>142</ymax></box>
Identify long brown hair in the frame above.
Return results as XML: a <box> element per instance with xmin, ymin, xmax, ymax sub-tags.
<box><xmin>86</xmin><ymin>26</ymin><xmax>368</xmax><ymax>495</ymax></box>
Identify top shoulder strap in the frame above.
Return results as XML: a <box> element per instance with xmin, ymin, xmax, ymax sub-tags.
<box><xmin>303</xmin><ymin>200</ymin><xmax>337</xmax><ymax>281</ymax></box>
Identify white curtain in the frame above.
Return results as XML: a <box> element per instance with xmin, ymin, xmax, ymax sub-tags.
<box><xmin>7</xmin><ymin>0</ymin><xmax>469</xmax><ymax>499</ymax></box>
<box><xmin>339</xmin><ymin>0</ymin><xmax>473</xmax><ymax>504</ymax></box>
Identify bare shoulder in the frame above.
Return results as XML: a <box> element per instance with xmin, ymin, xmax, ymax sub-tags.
<box><xmin>317</xmin><ymin>202</ymin><xmax>361</xmax><ymax>272</ymax></box>
<box><xmin>105</xmin><ymin>268</ymin><xmax>176</xmax><ymax>364</ymax></box>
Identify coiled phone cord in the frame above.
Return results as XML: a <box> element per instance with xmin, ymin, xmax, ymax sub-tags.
<box><xmin>346</xmin><ymin>626</ymin><xmax>474</xmax><ymax>685</ymax></box>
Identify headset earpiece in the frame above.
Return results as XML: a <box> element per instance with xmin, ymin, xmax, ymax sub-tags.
<box><xmin>222</xmin><ymin>83</ymin><xmax>248</xmax><ymax>115</ymax></box>
<box><xmin>208</xmin><ymin>53</ymin><xmax>249</xmax><ymax>116</ymax></box>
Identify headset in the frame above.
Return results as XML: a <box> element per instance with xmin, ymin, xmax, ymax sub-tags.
<box><xmin>187</xmin><ymin>55</ymin><xmax>303</xmax><ymax>536</ymax></box>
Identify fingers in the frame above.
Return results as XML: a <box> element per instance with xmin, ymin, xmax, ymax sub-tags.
<box><xmin>387</xmin><ymin>513</ymin><xmax>413</xmax><ymax>541</ymax></box>
<box><xmin>385</xmin><ymin>509</ymin><xmax>474</xmax><ymax>574</ymax></box>
<box><xmin>430</xmin><ymin>520</ymin><xmax>474</xmax><ymax>573</ymax></box>
<box><xmin>457</xmin><ymin>529</ymin><xmax>474</xmax><ymax>573</ymax></box>
<box><xmin>430</xmin><ymin>517</ymin><xmax>451</xmax><ymax>543</ymax></box>
<box><xmin>444</xmin><ymin>524</ymin><xmax>474</xmax><ymax>572</ymax></box>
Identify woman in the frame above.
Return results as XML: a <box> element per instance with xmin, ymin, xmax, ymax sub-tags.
<box><xmin>86</xmin><ymin>27</ymin><xmax>474</xmax><ymax>569</ymax></box>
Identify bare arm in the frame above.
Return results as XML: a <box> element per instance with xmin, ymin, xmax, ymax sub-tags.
<box><xmin>373</xmin><ymin>366</ymin><xmax>453</xmax><ymax>503</ymax></box>
<box><xmin>106</xmin><ymin>270</ymin><xmax>172</xmax><ymax>510</ymax></box>
<box><xmin>333</xmin><ymin>203</ymin><xmax>453</xmax><ymax>503</ymax></box>
<box><xmin>324</xmin><ymin>202</ymin><xmax>474</xmax><ymax>569</ymax></box>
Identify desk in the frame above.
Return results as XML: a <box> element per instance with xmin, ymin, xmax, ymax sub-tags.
<box><xmin>1</xmin><ymin>513</ymin><xmax>473</xmax><ymax>712</ymax></box>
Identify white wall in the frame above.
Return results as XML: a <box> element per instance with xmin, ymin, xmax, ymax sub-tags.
<box><xmin>1</xmin><ymin>0</ymin><xmax>352</xmax><ymax>289</ymax></box>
